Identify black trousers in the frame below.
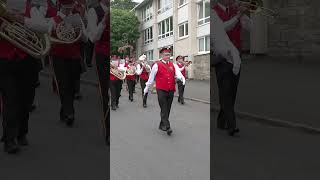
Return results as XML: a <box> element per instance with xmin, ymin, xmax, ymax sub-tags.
<box><xmin>215</xmin><ymin>60</ymin><xmax>240</xmax><ymax>130</ymax></box>
<box><xmin>52</xmin><ymin>57</ymin><xmax>81</xmax><ymax>118</ymax></box>
<box><xmin>127</xmin><ymin>79</ymin><xmax>135</xmax><ymax>99</ymax></box>
<box><xmin>157</xmin><ymin>89</ymin><xmax>174</xmax><ymax>129</ymax></box>
<box><xmin>140</xmin><ymin>78</ymin><xmax>148</xmax><ymax>103</ymax></box>
<box><xmin>110</xmin><ymin>80</ymin><xmax>119</xmax><ymax>107</ymax></box>
<box><xmin>0</xmin><ymin>58</ymin><xmax>35</xmax><ymax>141</ymax></box>
<box><xmin>177</xmin><ymin>80</ymin><xmax>185</xmax><ymax>100</ymax></box>
<box><xmin>95</xmin><ymin>53</ymin><xmax>109</xmax><ymax>139</ymax></box>
<box><xmin>85</xmin><ymin>40</ymin><xmax>95</xmax><ymax>66</ymax></box>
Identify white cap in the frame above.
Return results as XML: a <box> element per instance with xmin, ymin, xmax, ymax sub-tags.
<box><xmin>139</xmin><ymin>54</ymin><xmax>147</xmax><ymax>61</ymax></box>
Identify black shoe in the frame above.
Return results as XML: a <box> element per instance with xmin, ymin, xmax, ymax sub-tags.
<box><xmin>17</xmin><ymin>136</ymin><xmax>29</xmax><ymax>146</ymax></box>
<box><xmin>74</xmin><ymin>93</ymin><xmax>82</xmax><ymax>100</ymax></box>
<box><xmin>167</xmin><ymin>128</ymin><xmax>173</xmax><ymax>136</ymax></box>
<box><xmin>87</xmin><ymin>63</ymin><xmax>92</xmax><ymax>67</ymax></box>
<box><xmin>29</xmin><ymin>104</ymin><xmax>36</xmax><ymax>112</ymax></box>
<box><xmin>35</xmin><ymin>81</ymin><xmax>40</xmax><ymax>88</ymax></box>
<box><xmin>180</xmin><ymin>97</ymin><xmax>185</xmax><ymax>105</ymax></box>
<box><xmin>4</xmin><ymin>140</ymin><xmax>20</xmax><ymax>154</ymax></box>
<box><xmin>66</xmin><ymin>116</ymin><xmax>74</xmax><ymax>127</ymax></box>
<box><xmin>228</xmin><ymin>128</ymin><xmax>240</xmax><ymax>136</ymax></box>
<box><xmin>111</xmin><ymin>106</ymin><xmax>116</xmax><ymax>111</ymax></box>
<box><xmin>178</xmin><ymin>97</ymin><xmax>180</xmax><ymax>103</ymax></box>
<box><xmin>143</xmin><ymin>103</ymin><xmax>147</xmax><ymax>108</ymax></box>
<box><xmin>159</xmin><ymin>125</ymin><xmax>167</xmax><ymax>131</ymax></box>
<box><xmin>116</xmin><ymin>104</ymin><xmax>119</xmax><ymax>108</ymax></box>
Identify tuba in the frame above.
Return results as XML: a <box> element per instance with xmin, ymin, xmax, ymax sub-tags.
<box><xmin>110</xmin><ymin>62</ymin><xmax>126</xmax><ymax>80</ymax></box>
<box><xmin>0</xmin><ymin>1</ymin><xmax>51</xmax><ymax>59</ymax></box>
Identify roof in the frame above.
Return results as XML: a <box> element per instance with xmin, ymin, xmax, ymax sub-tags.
<box><xmin>130</xmin><ymin>0</ymin><xmax>152</xmax><ymax>12</ymax></box>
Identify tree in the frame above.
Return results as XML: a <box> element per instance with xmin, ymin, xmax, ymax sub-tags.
<box><xmin>111</xmin><ymin>8</ymin><xmax>140</xmax><ymax>56</ymax></box>
<box><xmin>111</xmin><ymin>0</ymin><xmax>138</xmax><ymax>10</ymax></box>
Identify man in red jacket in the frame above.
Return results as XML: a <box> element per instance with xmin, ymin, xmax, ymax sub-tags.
<box><xmin>86</xmin><ymin>0</ymin><xmax>109</xmax><ymax>144</ymax></box>
<box><xmin>212</xmin><ymin>0</ymin><xmax>251</xmax><ymax>136</ymax></box>
<box><xmin>0</xmin><ymin>0</ymin><xmax>56</xmax><ymax>153</ymax></box>
<box><xmin>144</xmin><ymin>48</ymin><xmax>185</xmax><ymax>135</ymax></box>
<box><xmin>124</xmin><ymin>56</ymin><xmax>136</xmax><ymax>102</ymax></box>
<box><xmin>136</xmin><ymin>54</ymin><xmax>151</xmax><ymax>108</ymax></box>
<box><xmin>175</xmin><ymin>55</ymin><xmax>187</xmax><ymax>105</ymax></box>
<box><xmin>50</xmin><ymin>0</ymin><xmax>87</xmax><ymax>127</ymax></box>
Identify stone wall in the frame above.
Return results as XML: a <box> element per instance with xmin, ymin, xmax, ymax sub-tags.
<box><xmin>267</xmin><ymin>0</ymin><xmax>320</xmax><ymax>59</ymax></box>
<box><xmin>191</xmin><ymin>54</ymin><xmax>210</xmax><ymax>80</ymax></box>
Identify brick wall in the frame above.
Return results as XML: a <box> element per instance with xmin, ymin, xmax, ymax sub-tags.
<box><xmin>268</xmin><ymin>0</ymin><xmax>320</xmax><ymax>59</ymax></box>
<box><xmin>192</xmin><ymin>54</ymin><xmax>210</xmax><ymax>80</ymax></box>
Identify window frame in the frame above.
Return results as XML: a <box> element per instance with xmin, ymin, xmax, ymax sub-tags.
<box><xmin>198</xmin><ymin>35</ymin><xmax>210</xmax><ymax>53</ymax></box>
<box><xmin>197</xmin><ymin>0</ymin><xmax>210</xmax><ymax>26</ymax></box>
<box><xmin>178</xmin><ymin>21</ymin><xmax>189</xmax><ymax>39</ymax></box>
<box><xmin>143</xmin><ymin>26</ymin><xmax>153</xmax><ymax>45</ymax></box>
<box><xmin>158</xmin><ymin>17</ymin><xmax>173</xmax><ymax>40</ymax></box>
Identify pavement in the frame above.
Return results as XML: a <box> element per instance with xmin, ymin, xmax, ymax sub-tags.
<box><xmin>212</xmin><ymin>111</ymin><xmax>320</xmax><ymax>180</ymax></box>
<box><xmin>212</xmin><ymin>56</ymin><xmax>320</xmax><ymax>130</ymax></box>
<box><xmin>0</xmin><ymin>76</ymin><xmax>108</xmax><ymax>180</ymax></box>
<box><xmin>110</xmin><ymin>89</ymin><xmax>210</xmax><ymax>180</ymax></box>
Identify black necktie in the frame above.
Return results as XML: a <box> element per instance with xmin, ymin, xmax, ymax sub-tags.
<box><xmin>226</xmin><ymin>7</ymin><xmax>229</xmax><ymax>15</ymax></box>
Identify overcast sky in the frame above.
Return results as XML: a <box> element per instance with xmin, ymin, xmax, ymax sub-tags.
<box><xmin>133</xmin><ymin>0</ymin><xmax>143</xmax><ymax>3</ymax></box>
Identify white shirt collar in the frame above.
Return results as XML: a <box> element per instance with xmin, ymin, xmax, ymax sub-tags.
<box><xmin>218</xmin><ymin>3</ymin><xmax>227</xmax><ymax>11</ymax></box>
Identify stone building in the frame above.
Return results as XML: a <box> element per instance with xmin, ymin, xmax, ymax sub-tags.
<box><xmin>213</xmin><ymin>0</ymin><xmax>320</xmax><ymax>62</ymax></box>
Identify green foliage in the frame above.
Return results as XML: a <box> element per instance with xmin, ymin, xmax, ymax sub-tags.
<box><xmin>111</xmin><ymin>8</ymin><xmax>140</xmax><ymax>56</ymax></box>
<box><xmin>111</xmin><ymin>0</ymin><xmax>138</xmax><ymax>10</ymax></box>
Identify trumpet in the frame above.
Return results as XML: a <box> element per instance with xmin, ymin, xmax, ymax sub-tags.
<box><xmin>0</xmin><ymin>1</ymin><xmax>51</xmax><ymax>59</ymax></box>
<box><xmin>141</xmin><ymin>61</ymin><xmax>151</xmax><ymax>73</ymax></box>
<box><xmin>236</xmin><ymin>0</ymin><xmax>277</xmax><ymax>18</ymax></box>
<box><xmin>179</xmin><ymin>60</ymin><xmax>192</xmax><ymax>67</ymax></box>
<box><xmin>110</xmin><ymin>62</ymin><xmax>126</xmax><ymax>80</ymax></box>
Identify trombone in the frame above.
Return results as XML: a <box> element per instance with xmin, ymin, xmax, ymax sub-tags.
<box><xmin>236</xmin><ymin>0</ymin><xmax>277</xmax><ymax>18</ymax></box>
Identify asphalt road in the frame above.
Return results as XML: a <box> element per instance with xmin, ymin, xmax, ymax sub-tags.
<box><xmin>0</xmin><ymin>76</ymin><xmax>108</xmax><ymax>180</ymax></box>
<box><xmin>212</xmin><ymin>112</ymin><xmax>320</xmax><ymax>180</ymax></box>
<box><xmin>110</xmin><ymin>88</ymin><xmax>210</xmax><ymax>180</ymax></box>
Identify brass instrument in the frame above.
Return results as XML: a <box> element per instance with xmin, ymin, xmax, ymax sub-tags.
<box><xmin>0</xmin><ymin>1</ymin><xmax>51</xmax><ymax>59</ymax></box>
<box><xmin>126</xmin><ymin>65</ymin><xmax>136</xmax><ymax>76</ymax></box>
<box><xmin>50</xmin><ymin>19</ymin><xmax>83</xmax><ymax>44</ymax></box>
<box><xmin>236</xmin><ymin>0</ymin><xmax>277</xmax><ymax>18</ymax></box>
<box><xmin>50</xmin><ymin>2</ymin><xmax>83</xmax><ymax>44</ymax></box>
<box><xmin>141</xmin><ymin>61</ymin><xmax>151</xmax><ymax>73</ymax></box>
<box><xmin>110</xmin><ymin>62</ymin><xmax>126</xmax><ymax>80</ymax></box>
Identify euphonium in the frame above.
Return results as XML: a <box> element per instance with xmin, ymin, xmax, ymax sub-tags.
<box><xmin>0</xmin><ymin>1</ymin><xmax>51</xmax><ymax>59</ymax></box>
<box><xmin>126</xmin><ymin>64</ymin><xmax>136</xmax><ymax>76</ymax></box>
<box><xmin>110</xmin><ymin>63</ymin><xmax>126</xmax><ymax>80</ymax></box>
<box><xmin>141</xmin><ymin>61</ymin><xmax>151</xmax><ymax>73</ymax></box>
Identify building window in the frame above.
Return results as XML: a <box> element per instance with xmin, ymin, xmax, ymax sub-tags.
<box><xmin>157</xmin><ymin>0</ymin><xmax>172</xmax><ymax>14</ymax></box>
<box><xmin>146</xmin><ymin>50</ymin><xmax>154</xmax><ymax>61</ymax></box>
<box><xmin>142</xmin><ymin>3</ymin><xmax>153</xmax><ymax>22</ymax></box>
<box><xmin>158</xmin><ymin>17</ymin><xmax>173</xmax><ymax>39</ymax></box>
<box><xmin>198</xmin><ymin>36</ymin><xmax>210</xmax><ymax>53</ymax></box>
<box><xmin>178</xmin><ymin>22</ymin><xmax>188</xmax><ymax>38</ymax></box>
<box><xmin>143</xmin><ymin>27</ymin><xmax>153</xmax><ymax>45</ymax></box>
<box><xmin>198</xmin><ymin>0</ymin><xmax>210</xmax><ymax>25</ymax></box>
<box><xmin>179</xmin><ymin>0</ymin><xmax>187</xmax><ymax>7</ymax></box>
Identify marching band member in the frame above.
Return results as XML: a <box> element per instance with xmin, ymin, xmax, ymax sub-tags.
<box><xmin>175</xmin><ymin>55</ymin><xmax>187</xmax><ymax>105</ymax></box>
<box><xmin>86</xmin><ymin>0</ymin><xmax>109</xmax><ymax>144</ymax></box>
<box><xmin>109</xmin><ymin>56</ymin><xmax>121</xmax><ymax>110</ymax></box>
<box><xmin>50</xmin><ymin>0</ymin><xmax>87</xmax><ymax>127</ymax></box>
<box><xmin>212</xmin><ymin>0</ymin><xmax>251</xmax><ymax>136</ymax></box>
<box><xmin>124</xmin><ymin>56</ymin><xmax>136</xmax><ymax>102</ymax></box>
<box><xmin>143</xmin><ymin>48</ymin><xmax>185</xmax><ymax>135</ymax></box>
<box><xmin>136</xmin><ymin>54</ymin><xmax>151</xmax><ymax>108</ymax></box>
<box><xmin>0</xmin><ymin>0</ymin><xmax>56</xmax><ymax>154</ymax></box>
